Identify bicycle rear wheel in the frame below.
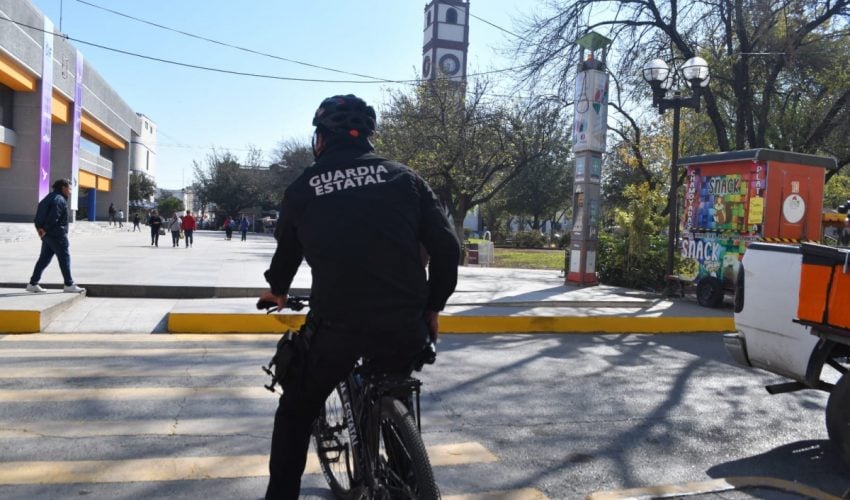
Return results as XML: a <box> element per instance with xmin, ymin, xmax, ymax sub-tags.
<box><xmin>314</xmin><ymin>383</ymin><xmax>361</xmax><ymax>499</ymax></box>
<box><xmin>377</xmin><ymin>397</ymin><xmax>439</xmax><ymax>499</ymax></box>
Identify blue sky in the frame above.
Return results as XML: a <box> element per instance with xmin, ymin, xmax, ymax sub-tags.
<box><xmin>29</xmin><ymin>0</ymin><xmax>536</xmax><ymax>189</ymax></box>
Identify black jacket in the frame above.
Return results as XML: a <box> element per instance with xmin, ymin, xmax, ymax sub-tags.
<box><xmin>34</xmin><ymin>191</ymin><xmax>69</xmax><ymax>239</ymax></box>
<box><xmin>265</xmin><ymin>143</ymin><xmax>460</xmax><ymax>329</ymax></box>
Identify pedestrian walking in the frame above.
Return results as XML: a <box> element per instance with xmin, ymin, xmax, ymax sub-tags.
<box><xmin>224</xmin><ymin>216</ymin><xmax>234</xmax><ymax>240</ymax></box>
<box><xmin>132</xmin><ymin>213</ymin><xmax>141</xmax><ymax>232</ymax></box>
<box><xmin>149</xmin><ymin>209</ymin><xmax>162</xmax><ymax>247</ymax></box>
<box><xmin>117</xmin><ymin>209</ymin><xmax>124</xmax><ymax>228</ymax></box>
<box><xmin>108</xmin><ymin>202</ymin><xmax>116</xmax><ymax>226</ymax></box>
<box><xmin>240</xmin><ymin>215</ymin><xmax>249</xmax><ymax>241</ymax></box>
<box><xmin>168</xmin><ymin>213</ymin><xmax>182</xmax><ymax>247</ymax></box>
<box><xmin>26</xmin><ymin>179</ymin><xmax>86</xmax><ymax>294</ymax></box>
<box><xmin>182</xmin><ymin>210</ymin><xmax>196</xmax><ymax>248</ymax></box>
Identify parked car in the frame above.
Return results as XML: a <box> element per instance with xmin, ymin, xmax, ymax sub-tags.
<box><xmin>725</xmin><ymin>242</ymin><xmax>850</xmax><ymax>468</ymax></box>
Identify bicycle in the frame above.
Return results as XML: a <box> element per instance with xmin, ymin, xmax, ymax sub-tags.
<box><xmin>258</xmin><ymin>296</ymin><xmax>440</xmax><ymax>499</ymax></box>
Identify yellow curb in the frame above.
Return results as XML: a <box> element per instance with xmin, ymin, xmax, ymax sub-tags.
<box><xmin>167</xmin><ymin>313</ymin><xmax>735</xmax><ymax>334</ymax></box>
<box><xmin>586</xmin><ymin>476</ymin><xmax>841</xmax><ymax>500</ymax></box>
<box><xmin>439</xmin><ymin>316</ymin><xmax>734</xmax><ymax>334</ymax></box>
<box><xmin>0</xmin><ymin>310</ymin><xmax>40</xmax><ymax>334</ymax></box>
<box><xmin>167</xmin><ymin>312</ymin><xmax>306</xmax><ymax>333</ymax></box>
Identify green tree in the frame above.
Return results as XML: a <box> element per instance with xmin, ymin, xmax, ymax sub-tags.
<box><xmin>502</xmin><ymin>142</ymin><xmax>573</xmax><ymax>232</ymax></box>
<box><xmin>128</xmin><ymin>172</ymin><xmax>156</xmax><ymax>207</ymax></box>
<box><xmin>379</xmin><ymin>79</ymin><xmax>568</xmax><ymax>243</ymax></box>
<box><xmin>824</xmin><ymin>171</ymin><xmax>850</xmax><ymax>210</ymax></box>
<box><xmin>193</xmin><ymin>148</ymin><xmax>276</xmax><ymax>216</ymax></box>
<box><xmin>156</xmin><ymin>193</ymin><xmax>184</xmax><ymax>218</ymax></box>
<box><xmin>270</xmin><ymin>138</ymin><xmax>314</xmax><ymax>200</ymax></box>
<box><xmin>598</xmin><ymin>183</ymin><xmax>670</xmax><ymax>289</ymax></box>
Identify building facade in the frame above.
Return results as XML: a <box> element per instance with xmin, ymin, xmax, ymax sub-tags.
<box><xmin>0</xmin><ymin>0</ymin><xmax>155</xmax><ymax>222</ymax></box>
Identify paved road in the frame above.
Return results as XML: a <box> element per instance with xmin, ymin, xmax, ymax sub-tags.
<box><xmin>0</xmin><ymin>331</ymin><xmax>846</xmax><ymax>499</ymax></box>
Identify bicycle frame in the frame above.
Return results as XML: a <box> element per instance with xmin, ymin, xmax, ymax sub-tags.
<box><xmin>342</xmin><ymin>364</ymin><xmax>424</xmax><ymax>493</ymax></box>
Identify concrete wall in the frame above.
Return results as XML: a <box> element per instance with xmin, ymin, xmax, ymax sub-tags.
<box><xmin>0</xmin><ymin>0</ymin><xmax>146</xmax><ymax>223</ymax></box>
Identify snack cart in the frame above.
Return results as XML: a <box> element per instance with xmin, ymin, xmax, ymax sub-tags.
<box><xmin>677</xmin><ymin>149</ymin><xmax>837</xmax><ymax>307</ymax></box>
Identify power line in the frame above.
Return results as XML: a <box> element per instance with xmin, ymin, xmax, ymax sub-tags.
<box><xmin>73</xmin><ymin>0</ymin><xmax>394</xmax><ymax>83</ymax></box>
<box><xmin>0</xmin><ymin>16</ymin><xmax>523</xmax><ymax>84</ymax></box>
<box><xmin>469</xmin><ymin>13</ymin><xmax>525</xmax><ymax>40</ymax></box>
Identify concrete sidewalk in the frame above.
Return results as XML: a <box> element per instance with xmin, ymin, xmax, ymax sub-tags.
<box><xmin>0</xmin><ymin>223</ymin><xmax>734</xmax><ymax>334</ymax></box>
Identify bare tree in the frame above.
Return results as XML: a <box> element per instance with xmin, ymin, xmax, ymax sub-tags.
<box><xmin>513</xmin><ymin>0</ymin><xmax>850</xmax><ymax>170</ymax></box>
<box><xmin>379</xmin><ymin>79</ymin><xmax>569</xmax><ymax>242</ymax></box>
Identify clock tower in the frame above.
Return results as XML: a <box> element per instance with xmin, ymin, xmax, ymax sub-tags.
<box><xmin>422</xmin><ymin>0</ymin><xmax>469</xmax><ymax>83</ymax></box>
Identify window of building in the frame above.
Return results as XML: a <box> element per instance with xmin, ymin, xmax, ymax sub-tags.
<box><xmin>146</xmin><ymin>150</ymin><xmax>150</xmax><ymax>171</ymax></box>
<box><xmin>80</xmin><ymin>134</ymin><xmax>115</xmax><ymax>161</ymax></box>
<box><xmin>446</xmin><ymin>8</ymin><xmax>458</xmax><ymax>24</ymax></box>
<box><xmin>100</xmin><ymin>145</ymin><xmax>114</xmax><ymax>161</ymax></box>
<box><xmin>427</xmin><ymin>11</ymin><xmax>432</xmax><ymax>26</ymax></box>
<box><xmin>80</xmin><ymin>135</ymin><xmax>100</xmax><ymax>155</ymax></box>
<box><xmin>0</xmin><ymin>83</ymin><xmax>13</xmax><ymax>129</ymax></box>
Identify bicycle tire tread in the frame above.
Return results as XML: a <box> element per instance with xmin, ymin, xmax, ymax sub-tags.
<box><xmin>379</xmin><ymin>397</ymin><xmax>440</xmax><ymax>500</ymax></box>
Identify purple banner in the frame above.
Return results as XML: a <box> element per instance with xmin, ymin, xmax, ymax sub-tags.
<box><xmin>70</xmin><ymin>51</ymin><xmax>84</xmax><ymax>210</ymax></box>
<box><xmin>37</xmin><ymin>18</ymin><xmax>54</xmax><ymax>200</ymax></box>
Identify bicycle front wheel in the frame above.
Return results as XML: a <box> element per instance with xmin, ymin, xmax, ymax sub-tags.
<box><xmin>313</xmin><ymin>383</ymin><xmax>361</xmax><ymax>499</ymax></box>
<box><xmin>377</xmin><ymin>397</ymin><xmax>439</xmax><ymax>499</ymax></box>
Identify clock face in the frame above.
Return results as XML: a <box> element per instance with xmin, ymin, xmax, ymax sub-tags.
<box><xmin>438</xmin><ymin>54</ymin><xmax>461</xmax><ymax>76</ymax></box>
<box><xmin>422</xmin><ymin>56</ymin><xmax>431</xmax><ymax>78</ymax></box>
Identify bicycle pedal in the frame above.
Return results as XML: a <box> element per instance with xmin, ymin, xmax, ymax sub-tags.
<box><xmin>262</xmin><ymin>365</ymin><xmax>274</xmax><ymax>376</ymax></box>
<box><xmin>263</xmin><ymin>383</ymin><xmax>277</xmax><ymax>393</ymax></box>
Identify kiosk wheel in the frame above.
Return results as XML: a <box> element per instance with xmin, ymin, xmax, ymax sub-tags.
<box><xmin>697</xmin><ymin>277</ymin><xmax>724</xmax><ymax>308</ymax></box>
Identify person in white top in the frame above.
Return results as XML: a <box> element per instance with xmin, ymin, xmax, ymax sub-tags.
<box><xmin>168</xmin><ymin>213</ymin><xmax>182</xmax><ymax>247</ymax></box>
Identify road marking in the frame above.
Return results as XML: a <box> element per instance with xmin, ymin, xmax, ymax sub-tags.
<box><xmin>0</xmin><ymin>333</ymin><xmax>279</xmax><ymax>342</ymax></box>
<box><xmin>585</xmin><ymin>476</ymin><xmax>842</xmax><ymax>500</ymax></box>
<box><xmin>0</xmin><ymin>386</ymin><xmax>271</xmax><ymax>402</ymax></box>
<box><xmin>0</xmin><ymin>347</ymin><xmax>264</xmax><ymax>358</ymax></box>
<box><xmin>0</xmin><ymin>442</ymin><xmax>496</xmax><ymax>485</ymax></box>
<box><xmin>429</xmin><ymin>442</ymin><xmax>498</xmax><ymax>465</ymax></box>
<box><xmin>444</xmin><ymin>488</ymin><xmax>549</xmax><ymax>499</ymax></box>
<box><xmin>0</xmin><ymin>364</ymin><xmax>262</xmax><ymax>379</ymax></box>
<box><xmin>0</xmin><ymin>417</ymin><xmax>272</xmax><ymax>438</ymax></box>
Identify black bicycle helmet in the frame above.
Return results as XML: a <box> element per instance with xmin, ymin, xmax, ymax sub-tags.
<box><xmin>312</xmin><ymin>94</ymin><xmax>377</xmax><ymax>138</ymax></box>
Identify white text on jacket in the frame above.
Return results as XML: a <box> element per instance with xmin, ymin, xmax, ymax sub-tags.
<box><xmin>309</xmin><ymin>165</ymin><xmax>388</xmax><ymax>196</ymax></box>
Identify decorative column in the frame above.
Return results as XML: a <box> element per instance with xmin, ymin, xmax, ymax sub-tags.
<box><xmin>566</xmin><ymin>32</ymin><xmax>611</xmax><ymax>286</ymax></box>
<box><xmin>37</xmin><ymin>18</ymin><xmax>55</xmax><ymax>201</ymax></box>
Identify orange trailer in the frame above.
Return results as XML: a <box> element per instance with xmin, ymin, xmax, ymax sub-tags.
<box><xmin>677</xmin><ymin>149</ymin><xmax>837</xmax><ymax>307</ymax></box>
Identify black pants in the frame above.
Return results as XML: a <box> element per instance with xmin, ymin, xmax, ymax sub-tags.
<box><xmin>151</xmin><ymin>228</ymin><xmax>160</xmax><ymax>246</ymax></box>
<box><xmin>265</xmin><ymin>317</ymin><xmax>429</xmax><ymax>500</ymax></box>
<box><xmin>29</xmin><ymin>235</ymin><xmax>73</xmax><ymax>286</ymax></box>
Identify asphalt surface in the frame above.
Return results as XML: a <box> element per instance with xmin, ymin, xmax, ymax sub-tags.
<box><xmin>0</xmin><ymin>331</ymin><xmax>846</xmax><ymax>499</ymax></box>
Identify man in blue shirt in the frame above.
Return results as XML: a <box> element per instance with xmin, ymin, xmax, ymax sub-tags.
<box><xmin>26</xmin><ymin>179</ymin><xmax>85</xmax><ymax>293</ymax></box>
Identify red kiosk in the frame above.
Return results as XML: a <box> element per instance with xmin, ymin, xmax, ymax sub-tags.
<box><xmin>677</xmin><ymin>149</ymin><xmax>837</xmax><ymax>307</ymax></box>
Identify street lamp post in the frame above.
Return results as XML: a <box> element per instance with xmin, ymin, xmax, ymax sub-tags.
<box><xmin>642</xmin><ymin>57</ymin><xmax>710</xmax><ymax>293</ymax></box>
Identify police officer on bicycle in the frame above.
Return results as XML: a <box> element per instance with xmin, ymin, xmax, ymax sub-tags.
<box><xmin>260</xmin><ymin>94</ymin><xmax>460</xmax><ymax>499</ymax></box>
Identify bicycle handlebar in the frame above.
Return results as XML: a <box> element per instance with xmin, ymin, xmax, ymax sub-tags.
<box><xmin>256</xmin><ymin>295</ymin><xmax>310</xmax><ymax>313</ymax></box>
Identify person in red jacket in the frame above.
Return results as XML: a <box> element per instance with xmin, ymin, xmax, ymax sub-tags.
<box><xmin>182</xmin><ymin>210</ymin><xmax>197</xmax><ymax>248</ymax></box>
